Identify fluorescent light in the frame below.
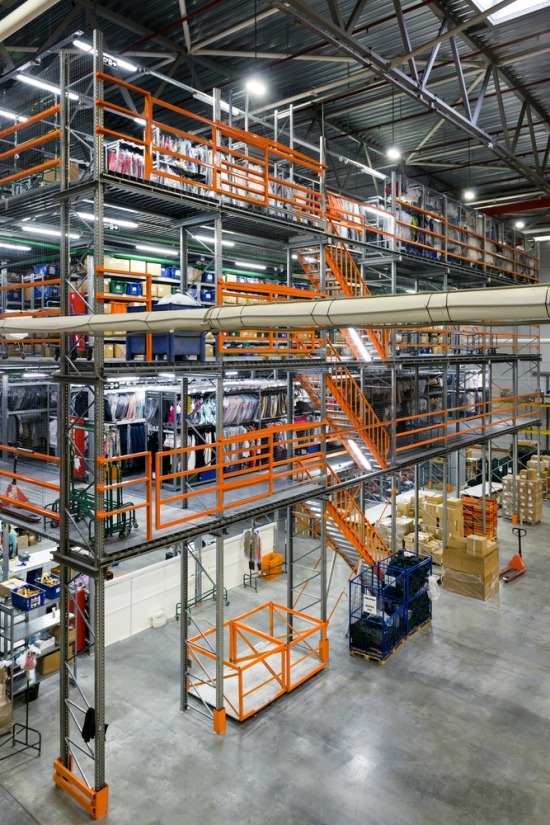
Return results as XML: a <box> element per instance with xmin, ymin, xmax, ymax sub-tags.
<box><xmin>386</xmin><ymin>147</ymin><xmax>401</xmax><ymax>161</ymax></box>
<box><xmin>159</xmin><ymin>373</ymin><xmax>176</xmax><ymax>379</ymax></box>
<box><xmin>76</xmin><ymin>211</ymin><xmax>139</xmax><ymax>229</ymax></box>
<box><xmin>21</xmin><ymin>225</ymin><xmax>80</xmax><ymax>240</ymax></box>
<box><xmin>193</xmin><ymin>234</ymin><xmax>235</xmax><ymax>247</ymax></box>
<box><xmin>514</xmin><ymin>220</ymin><xmax>526</xmax><ymax>230</ymax></box>
<box><xmin>134</xmin><ymin>117</ymin><xmax>146</xmax><ymax>126</ymax></box>
<box><xmin>346</xmin><ymin>440</ymin><xmax>372</xmax><ymax>471</ymax></box>
<box><xmin>348</xmin><ymin>329</ymin><xmax>372</xmax><ymax>362</ymax></box>
<box><xmin>0</xmin><ymin>108</ymin><xmax>27</xmax><ymax>123</ymax></box>
<box><xmin>463</xmin><ymin>189</ymin><xmax>476</xmax><ymax>201</ymax></box>
<box><xmin>291</xmin><ymin>254</ymin><xmax>298</xmax><ymax>260</ymax></box>
<box><xmin>73</xmin><ymin>40</ymin><xmax>138</xmax><ymax>72</ymax></box>
<box><xmin>136</xmin><ymin>244</ymin><xmax>179</xmax><ymax>256</ymax></box>
<box><xmin>245</xmin><ymin>77</ymin><xmax>267</xmax><ymax>97</ymax></box>
<box><xmin>534</xmin><ymin>235</ymin><xmax>550</xmax><ymax>242</ymax></box>
<box><xmin>234</xmin><ymin>260</ymin><xmax>267</xmax><ymax>270</ymax></box>
<box><xmin>225</xmin><ymin>371</ymin><xmax>239</xmax><ymax>377</ymax></box>
<box><xmin>405</xmin><ymin>288</ymin><xmax>416</xmax><ymax>294</ymax></box>
<box><xmin>0</xmin><ymin>242</ymin><xmax>32</xmax><ymax>251</ymax></box>
<box><xmin>16</xmin><ymin>74</ymin><xmax>79</xmax><ymax>101</ymax></box>
<box><xmin>24</xmin><ymin>372</ymin><xmax>48</xmax><ymax>379</ymax></box>
<box><xmin>82</xmin><ymin>199</ymin><xmax>139</xmax><ymax>214</ymax></box>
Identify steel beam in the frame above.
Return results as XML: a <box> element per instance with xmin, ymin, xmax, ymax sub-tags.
<box><xmin>266</xmin><ymin>0</ymin><xmax>550</xmax><ymax>194</ymax></box>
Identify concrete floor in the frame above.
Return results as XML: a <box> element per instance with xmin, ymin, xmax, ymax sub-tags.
<box><xmin>1</xmin><ymin>509</ymin><xmax>549</xmax><ymax>825</ymax></box>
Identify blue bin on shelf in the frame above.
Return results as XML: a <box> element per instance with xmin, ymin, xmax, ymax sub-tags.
<box><xmin>126</xmin><ymin>303</ymin><xmax>205</xmax><ymax>362</ymax></box>
<box><xmin>36</xmin><ymin>574</ymin><xmax>61</xmax><ymax>600</ymax></box>
<box><xmin>12</xmin><ymin>585</ymin><xmax>45</xmax><ymax>611</ymax></box>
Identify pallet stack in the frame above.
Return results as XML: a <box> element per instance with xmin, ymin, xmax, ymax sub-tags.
<box><xmin>501</xmin><ymin>468</ymin><xmax>544</xmax><ymax>525</ymax></box>
<box><xmin>442</xmin><ymin>535</ymin><xmax>499</xmax><ymax>601</ymax></box>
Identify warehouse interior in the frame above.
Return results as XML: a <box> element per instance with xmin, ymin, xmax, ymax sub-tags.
<box><xmin>0</xmin><ymin>1</ymin><xmax>549</xmax><ymax>822</ymax></box>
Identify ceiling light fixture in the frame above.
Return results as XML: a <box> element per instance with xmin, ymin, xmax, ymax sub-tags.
<box><xmin>16</xmin><ymin>74</ymin><xmax>79</xmax><ymax>101</ymax></box>
<box><xmin>386</xmin><ymin>147</ymin><xmax>401</xmax><ymax>161</ymax></box>
<box><xmin>21</xmin><ymin>225</ymin><xmax>80</xmax><ymax>239</ymax></box>
<box><xmin>193</xmin><ymin>234</ymin><xmax>235</xmax><ymax>247</ymax></box>
<box><xmin>234</xmin><ymin>260</ymin><xmax>267</xmax><ymax>270</ymax></box>
<box><xmin>76</xmin><ymin>211</ymin><xmax>139</xmax><ymax>229</ymax></box>
<box><xmin>0</xmin><ymin>108</ymin><xmax>27</xmax><ymax>123</ymax></box>
<box><xmin>0</xmin><ymin>242</ymin><xmax>32</xmax><ymax>251</ymax></box>
<box><xmin>136</xmin><ymin>244</ymin><xmax>179</xmax><ymax>256</ymax></box>
<box><xmin>514</xmin><ymin>220</ymin><xmax>526</xmax><ymax>230</ymax></box>
<box><xmin>73</xmin><ymin>40</ymin><xmax>138</xmax><ymax>72</ymax></box>
<box><xmin>245</xmin><ymin>77</ymin><xmax>267</xmax><ymax>97</ymax></box>
<box><xmin>533</xmin><ymin>235</ymin><xmax>550</xmax><ymax>242</ymax></box>
<box><xmin>463</xmin><ymin>189</ymin><xmax>476</xmax><ymax>201</ymax></box>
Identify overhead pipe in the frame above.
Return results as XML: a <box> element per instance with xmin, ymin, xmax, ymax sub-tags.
<box><xmin>0</xmin><ymin>286</ymin><xmax>550</xmax><ymax>338</ymax></box>
<box><xmin>0</xmin><ymin>0</ymin><xmax>63</xmax><ymax>42</ymax></box>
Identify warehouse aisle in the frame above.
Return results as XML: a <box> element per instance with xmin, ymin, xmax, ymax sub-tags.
<box><xmin>1</xmin><ymin>510</ymin><xmax>549</xmax><ymax>825</ymax></box>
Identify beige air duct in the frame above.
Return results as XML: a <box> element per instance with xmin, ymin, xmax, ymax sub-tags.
<box><xmin>0</xmin><ymin>0</ymin><xmax>63</xmax><ymax>42</ymax></box>
<box><xmin>0</xmin><ymin>285</ymin><xmax>549</xmax><ymax>338</ymax></box>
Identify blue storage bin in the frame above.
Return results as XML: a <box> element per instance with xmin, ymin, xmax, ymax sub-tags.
<box><xmin>202</xmin><ymin>271</ymin><xmax>215</xmax><ymax>284</ymax></box>
<box><xmin>34</xmin><ymin>263</ymin><xmax>59</xmax><ymax>278</ymax></box>
<box><xmin>126</xmin><ymin>282</ymin><xmax>143</xmax><ymax>296</ymax></box>
<box><xmin>171</xmin><ymin>268</ymin><xmax>181</xmax><ymax>280</ymax></box>
<box><xmin>7</xmin><ymin>289</ymin><xmax>21</xmax><ymax>302</ymax></box>
<box><xmin>200</xmin><ymin>288</ymin><xmax>215</xmax><ymax>303</ymax></box>
<box><xmin>126</xmin><ymin>303</ymin><xmax>205</xmax><ymax>361</ymax></box>
<box><xmin>36</xmin><ymin>574</ymin><xmax>61</xmax><ymax>600</ymax></box>
<box><xmin>12</xmin><ymin>585</ymin><xmax>45</xmax><ymax>611</ymax></box>
<box><xmin>161</xmin><ymin>265</ymin><xmax>173</xmax><ymax>278</ymax></box>
<box><xmin>34</xmin><ymin>285</ymin><xmax>61</xmax><ymax>300</ymax></box>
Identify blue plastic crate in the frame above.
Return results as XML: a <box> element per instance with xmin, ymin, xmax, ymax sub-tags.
<box><xmin>161</xmin><ymin>265</ymin><xmax>173</xmax><ymax>278</ymax></box>
<box><xmin>36</xmin><ymin>574</ymin><xmax>61</xmax><ymax>600</ymax></box>
<box><xmin>200</xmin><ymin>288</ymin><xmax>215</xmax><ymax>303</ymax></box>
<box><xmin>202</xmin><ymin>271</ymin><xmax>215</xmax><ymax>284</ymax></box>
<box><xmin>34</xmin><ymin>263</ymin><xmax>59</xmax><ymax>278</ymax></box>
<box><xmin>126</xmin><ymin>282</ymin><xmax>143</xmax><ymax>296</ymax></box>
<box><xmin>12</xmin><ymin>585</ymin><xmax>45</xmax><ymax>611</ymax></box>
<box><xmin>6</xmin><ymin>289</ymin><xmax>21</xmax><ymax>302</ymax></box>
<box><xmin>34</xmin><ymin>285</ymin><xmax>61</xmax><ymax>301</ymax></box>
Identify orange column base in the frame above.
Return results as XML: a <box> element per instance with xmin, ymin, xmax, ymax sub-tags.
<box><xmin>53</xmin><ymin>759</ymin><xmax>109</xmax><ymax>820</ymax></box>
<box><xmin>320</xmin><ymin>638</ymin><xmax>330</xmax><ymax>663</ymax></box>
<box><xmin>213</xmin><ymin>708</ymin><xmax>226</xmax><ymax>735</ymax></box>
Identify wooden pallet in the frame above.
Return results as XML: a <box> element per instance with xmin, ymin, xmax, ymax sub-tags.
<box><xmin>350</xmin><ymin>638</ymin><xmax>404</xmax><ymax>665</ymax></box>
<box><xmin>407</xmin><ymin>618</ymin><xmax>432</xmax><ymax>638</ymax></box>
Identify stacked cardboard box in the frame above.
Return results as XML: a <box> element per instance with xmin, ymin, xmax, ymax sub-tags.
<box><xmin>443</xmin><ymin>535</ymin><xmax>499</xmax><ymax>600</ymax></box>
<box><xmin>501</xmin><ymin>471</ymin><xmax>544</xmax><ymax>524</ymax></box>
<box><xmin>377</xmin><ymin>517</ymin><xmax>414</xmax><ymax>549</ymax></box>
<box><xmin>526</xmin><ymin>457</ymin><xmax>550</xmax><ymax>497</ymax></box>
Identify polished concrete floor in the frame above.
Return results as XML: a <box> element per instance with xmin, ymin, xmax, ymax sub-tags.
<box><xmin>1</xmin><ymin>509</ymin><xmax>549</xmax><ymax>825</ymax></box>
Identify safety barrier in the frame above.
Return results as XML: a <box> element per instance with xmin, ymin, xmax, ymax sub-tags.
<box><xmin>0</xmin><ymin>105</ymin><xmax>61</xmax><ymax>189</ymax></box>
<box><xmin>0</xmin><ymin>444</ymin><xmax>60</xmax><ymax>522</ymax></box>
<box><xmin>97</xmin><ymin>452</ymin><xmax>153</xmax><ymax>541</ymax></box>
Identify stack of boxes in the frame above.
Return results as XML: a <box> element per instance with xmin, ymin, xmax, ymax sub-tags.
<box><xmin>376</xmin><ymin>516</ymin><xmax>414</xmax><ymax>550</ymax></box>
<box><xmin>443</xmin><ymin>535</ymin><xmax>499</xmax><ymax>601</ymax></box>
<box><xmin>462</xmin><ymin>496</ymin><xmax>498</xmax><ymax>539</ymax></box>
<box><xmin>501</xmin><ymin>467</ymin><xmax>545</xmax><ymax>524</ymax></box>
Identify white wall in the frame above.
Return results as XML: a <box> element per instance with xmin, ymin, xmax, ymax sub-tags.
<box><xmin>105</xmin><ymin>524</ymin><xmax>276</xmax><ymax>646</ymax></box>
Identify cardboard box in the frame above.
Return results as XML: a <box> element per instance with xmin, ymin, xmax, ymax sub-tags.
<box><xmin>50</xmin><ymin>625</ymin><xmax>77</xmax><ymax>646</ymax></box>
<box><xmin>104</xmin><ymin>256</ymin><xmax>130</xmax><ymax>272</ymax></box>
<box><xmin>0</xmin><ymin>578</ymin><xmax>25</xmax><ymax>598</ymax></box>
<box><xmin>113</xmin><ymin>344</ymin><xmax>125</xmax><ymax>359</ymax></box>
<box><xmin>443</xmin><ymin>547</ymin><xmax>499</xmax><ymax>576</ymax></box>
<box><xmin>446</xmin><ymin>497</ymin><xmax>463</xmax><ymax>510</ymax></box>
<box><xmin>0</xmin><ymin>666</ymin><xmax>13</xmax><ymax>735</ymax></box>
<box><xmin>128</xmin><ymin>258</ymin><xmax>147</xmax><ymax>274</ymax></box>
<box><xmin>465</xmin><ymin>535</ymin><xmax>489</xmax><ymax>556</ymax></box>
<box><xmin>446</xmin><ymin>536</ymin><xmax>467</xmax><ymax>551</ymax></box>
<box><xmin>156</xmin><ymin>284</ymin><xmax>171</xmax><ymax>298</ymax></box>
<box><xmin>146</xmin><ymin>262</ymin><xmax>162</xmax><ymax>276</ymax></box>
<box><xmin>443</xmin><ymin>569</ymin><xmax>499</xmax><ymax>601</ymax></box>
<box><xmin>37</xmin><ymin>650</ymin><xmax>60</xmax><ymax>674</ymax></box>
<box><xmin>428</xmin><ymin>493</ymin><xmax>443</xmax><ymax>504</ymax></box>
<box><xmin>104</xmin><ymin>344</ymin><xmax>115</xmax><ymax>359</ymax></box>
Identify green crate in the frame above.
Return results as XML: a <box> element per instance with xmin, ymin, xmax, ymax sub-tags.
<box><xmin>109</xmin><ymin>280</ymin><xmax>126</xmax><ymax>294</ymax></box>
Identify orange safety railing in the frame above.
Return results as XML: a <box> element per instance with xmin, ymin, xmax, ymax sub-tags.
<box><xmin>154</xmin><ymin>420</ymin><xmax>325</xmax><ymax>531</ymax></box>
<box><xmin>97</xmin><ymin>452</ymin><xmax>153</xmax><ymax>541</ymax></box>
<box><xmin>394</xmin><ymin>197</ymin><xmax>539</xmax><ymax>282</ymax></box>
<box><xmin>394</xmin><ymin>392</ymin><xmax>540</xmax><ymax>457</ymax></box>
<box><xmin>187</xmin><ymin>602</ymin><xmax>327</xmax><ymax>723</ymax></box>
<box><xmin>217</xmin><ymin>280</ymin><xmax>319</xmax><ymax>356</ymax></box>
<box><xmin>0</xmin><ymin>443</ymin><xmax>60</xmax><ymax>521</ymax></box>
<box><xmin>0</xmin><ymin>105</ymin><xmax>61</xmax><ymax>188</ymax></box>
<box><xmin>326</xmin><ymin>466</ymin><xmax>389</xmax><ymax>565</ymax></box>
<box><xmin>97</xmin><ymin>72</ymin><xmax>324</xmax><ymax>224</ymax></box>
<box><xmin>394</xmin><ymin>325</ymin><xmax>541</xmax><ymax>357</ymax></box>
<box><xmin>95</xmin><ymin>264</ymin><xmax>157</xmax><ymax>361</ymax></box>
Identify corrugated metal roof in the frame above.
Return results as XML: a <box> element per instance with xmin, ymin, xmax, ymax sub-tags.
<box><xmin>0</xmin><ymin>0</ymin><xmax>547</xmax><ymax>223</ymax></box>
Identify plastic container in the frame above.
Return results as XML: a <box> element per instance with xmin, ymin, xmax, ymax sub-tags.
<box><xmin>34</xmin><ymin>263</ymin><xmax>59</xmax><ymax>278</ymax></box>
<box><xmin>126</xmin><ymin>282</ymin><xmax>143</xmax><ymax>296</ymax></box>
<box><xmin>109</xmin><ymin>280</ymin><xmax>126</xmax><ymax>294</ymax></box>
<box><xmin>12</xmin><ymin>586</ymin><xmax>45</xmax><ymax>611</ymax></box>
<box><xmin>36</xmin><ymin>574</ymin><xmax>61</xmax><ymax>600</ymax></box>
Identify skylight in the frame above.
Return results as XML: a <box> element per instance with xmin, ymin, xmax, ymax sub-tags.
<box><xmin>471</xmin><ymin>0</ymin><xmax>550</xmax><ymax>25</ymax></box>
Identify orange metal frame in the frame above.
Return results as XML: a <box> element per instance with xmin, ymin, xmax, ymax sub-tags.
<box><xmin>97</xmin><ymin>452</ymin><xmax>153</xmax><ymax>541</ymax></box>
<box><xmin>53</xmin><ymin>759</ymin><xmax>108</xmax><ymax>821</ymax></box>
<box><xmin>0</xmin><ymin>443</ymin><xmax>60</xmax><ymax>521</ymax></box>
<box><xmin>0</xmin><ymin>104</ymin><xmax>62</xmax><ymax>189</ymax></box>
<box><xmin>187</xmin><ymin>602</ymin><xmax>327</xmax><ymax>725</ymax></box>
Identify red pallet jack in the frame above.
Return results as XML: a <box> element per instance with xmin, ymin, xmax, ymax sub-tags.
<box><xmin>499</xmin><ymin>527</ymin><xmax>527</xmax><ymax>583</ymax></box>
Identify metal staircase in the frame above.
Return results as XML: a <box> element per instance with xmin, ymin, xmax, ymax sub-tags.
<box><xmin>301</xmin><ymin>467</ymin><xmax>390</xmax><ymax>571</ymax></box>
